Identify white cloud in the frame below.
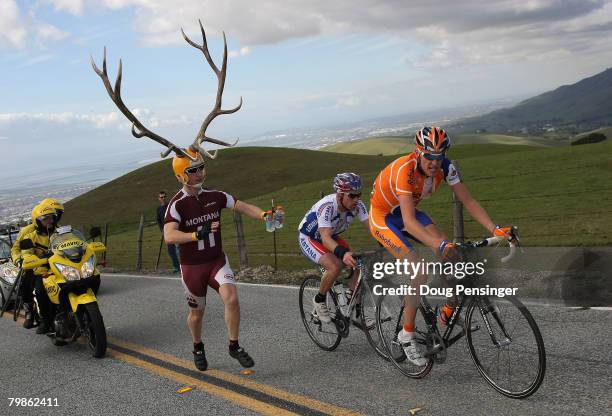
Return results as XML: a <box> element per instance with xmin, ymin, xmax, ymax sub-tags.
<box><xmin>36</xmin><ymin>22</ymin><xmax>69</xmax><ymax>42</ymax></box>
<box><xmin>0</xmin><ymin>0</ymin><xmax>27</xmax><ymax>48</ymax></box>
<box><xmin>45</xmin><ymin>0</ymin><xmax>84</xmax><ymax>16</ymax></box>
<box><xmin>229</xmin><ymin>46</ymin><xmax>251</xmax><ymax>58</ymax></box>
<box><xmin>0</xmin><ymin>1</ymin><xmax>71</xmax><ymax>50</ymax></box>
<box><xmin>90</xmin><ymin>0</ymin><xmax>612</xmax><ymax>71</ymax></box>
<box><xmin>0</xmin><ymin>110</ymin><xmax>194</xmax><ymax>131</ymax></box>
<box><xmin>336</xmin><ymin>96</ymin><xmax>361</xmax><ymax>108</ymax></box>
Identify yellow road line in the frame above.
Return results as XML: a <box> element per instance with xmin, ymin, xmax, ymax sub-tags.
<box><xmin>107</xmin><ymin>348</ymin><xmax>297</xmax><ymax>416</ymax></box>
<box><xmin>109</xmin><ymin>337</ymin><xmax>362</xmax><ymax>416</ymax></box>
<box><xmin>1</xmin><ymin>315</ymin><xmax>363</xmax><ymax>415</ymax></box>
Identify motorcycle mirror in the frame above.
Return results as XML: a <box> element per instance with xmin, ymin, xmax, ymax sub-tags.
<box><xmin>19</xmin><ymin>239</ymin><xmax>34</xmax><ymax>250</ymax></box>
<box><xmin>89</xmin><ymin>226</ymin><xmax>101</xmax><ymax>240</ymax></box>
<box><xmin>88</xmin><ymin>241</ymin><xmax>106</xmax><ymax>255</ymax></box>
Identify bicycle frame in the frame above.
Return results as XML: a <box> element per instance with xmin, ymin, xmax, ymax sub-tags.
<box><xmin>392</xmin><ymin>290</ymin><xmax>517</xmax><ymax>367</ymax></box>
<box><xmin>328</xmin><ymin>259</ymin><xmax>366</xmax><ymax>337</ymax></box>
<box><xmin>417</xmin><ymin>268</ymin><xmax>516</xmax><ymax>359</ymax></box>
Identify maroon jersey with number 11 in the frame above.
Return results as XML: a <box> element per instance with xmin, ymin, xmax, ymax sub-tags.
<box><xmin>164</xmin><ymin>188</ymin><xmax>235</xmax><ymax>265</ymax></box>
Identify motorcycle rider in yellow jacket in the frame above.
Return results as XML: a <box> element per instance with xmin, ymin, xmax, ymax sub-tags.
<box><xmin>11</xmin><ymin>206</ymin><xmax>39</xmax><ymax>329</ymax></box>
<box><xmin>14</xmin><ymin>201</ymin><xmax>62</xmax><ymax>333</ymax></box>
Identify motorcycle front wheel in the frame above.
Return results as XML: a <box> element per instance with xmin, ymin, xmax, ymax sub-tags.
<box><xmin>81</xmin><ymin>303</ymin><xmax>107</xmax><ymax>358</ymax></box>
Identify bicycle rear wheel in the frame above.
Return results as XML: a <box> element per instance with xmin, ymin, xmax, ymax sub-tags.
<box><xmin>358</xmin><ymin>281</ymin><xmax>388</xmax><ymax>360</ymax></box>
<box><xmin>376</xmin><ymin>293</ymin><xmax>433</xmax><ymax>378</ymax></box>
<box><xmin>466</xmin><ymin>295</ymin><xmax>546</xmax><ymax>398</ymax></box>
<box><xmin>299</xmin><ymin>276</ymin><xmax>341</xmax><ymax>351</ymax></box>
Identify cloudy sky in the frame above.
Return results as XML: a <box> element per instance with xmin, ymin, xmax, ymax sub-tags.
<box><xmin>1</xmin><ymin>0</ymin><xmax>612</xmax><ymax>184</ymax></box>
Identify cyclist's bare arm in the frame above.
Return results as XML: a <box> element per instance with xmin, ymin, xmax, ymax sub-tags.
<box><xmin>398</xmin><ymin>194</ymin><xmax>442</xmax><ymax>250</ymax></box>
<box><xmin>450</xmin><ymin>183</ymin><xmax>498</xmax><ymax>235</ymax></box>
<box><xmin>233</xmin><ymin>200</ymin><xmax>266</xmax><ymax>221</ymax></box>
<box><xmin>164</xmin><ymin>222</ymin><xmax>201</xmax><ymax>244</ymax></box>
<box><xmin>320</xmin><ymin>227</ymin><xmax>356</xmax><ymax>267</ymax></box>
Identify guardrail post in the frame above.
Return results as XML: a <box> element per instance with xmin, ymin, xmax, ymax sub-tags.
<box><xmin>451</xmin><ymin>161</ymin><xmax>465</xmax><ymax>243</ymax></box>
<box><xmin>233</xmin><ymin>212</ymin><xmax>248</xmax><ymax>270</ymax></box>
<box><xmin>103</xmin><ymin>223</ymin><xmax>109</xmax><ymax>262</ymax></box>
<box><xmin>136</xmin><ymin>214</ymin><xmax>144</xmax><ymax>270</ymax></box>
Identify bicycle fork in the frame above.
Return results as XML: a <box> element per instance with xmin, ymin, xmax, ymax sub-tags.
<box><xmin>478</xmin><ymin>297</ymin><xmax>512</xmax><ymax>347</ymax></box>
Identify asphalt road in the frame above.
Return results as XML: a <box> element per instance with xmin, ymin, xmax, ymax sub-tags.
<box><xmin>1</xmin><ymin>273</ymin><xmax>610</xmax><ymax>415</ymax></box>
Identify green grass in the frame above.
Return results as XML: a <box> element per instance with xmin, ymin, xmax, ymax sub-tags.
<box><xmin>453</xmin><ymin>133</ymin><xmax>557</xmax><ymax>147</ymax></box>
<box><xmin>322</xmin><ymin>136</ymin><xmax>412</xmax><ymax>155</ymax></box>
<box><xmin>321</xmin><ymin>134</ymin><xmax>552</xmax><ymax>156</ymax></box>
<box><xmin>92</xmin><ymin>140</ymin><xmax>612</xmax><ymax>271</ymax></box>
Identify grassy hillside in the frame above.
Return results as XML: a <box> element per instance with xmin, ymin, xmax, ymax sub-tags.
<box><xmin>71</xmin><ymin>141</ymin><xmax>612</xmax><ymax>271</ymax></box>
<box><xmin>62</xmin><ymin>147</ymin><xmax>397</xmax><ymax>232</ymax></box>
<box><xmin>322</xmin><ymin>136</ymin><xmax>412</xmax><ymax>155</ymax></box>
<box><xmin>322</xmin><ymin>134</ymin><xmax>550</xmax><ymax>156</ymax></box>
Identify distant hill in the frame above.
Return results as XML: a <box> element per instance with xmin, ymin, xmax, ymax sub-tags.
<box><xmin>451</xmin><ymin>68</ymin><xmax>612</xmax><ymax>132</ymax></box>
<box><xmin>322</xmin><ymin>134</ymin><xmax>550</xmax><ymax>156</ymax></box>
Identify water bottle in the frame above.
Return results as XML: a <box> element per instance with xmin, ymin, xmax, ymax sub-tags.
<box><xmin>264</xmin><ymin>210</ymin><xmax>275</xmax><ymax>232</ymax></box>
<box><xmin>345</xmin><ymin>288</ymin><xmax>353</xmax><ymax>304</ymax></box>
<box><xmin>274</xmin><ymin>205</ymin><xmax>285</xmax><ymax>229</ymax></box>
<box><xmin>334</xmin><ymin>282</ymin><xmax>347</xmax><ymax>307</ymax></box>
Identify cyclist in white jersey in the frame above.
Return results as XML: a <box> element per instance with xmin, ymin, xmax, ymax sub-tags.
<box><xmin>298</xmin><ymin>173</ymin><xmax>370</xmax><ymax>323</ymax></box>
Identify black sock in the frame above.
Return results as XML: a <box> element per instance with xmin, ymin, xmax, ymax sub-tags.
<box><xmin>193</xmin><ymin>341</ymin><xmax>204</xmax><ymax>351</ymax></box>
<box><xmin>314</xmin><ymin>292</ymin><xmax>326</xmax><ymax>303</ymax></box>
<box><xmin>229</xmin><ymin>339</ymin><xmax>240</xmax><ymax>351</ymax></box>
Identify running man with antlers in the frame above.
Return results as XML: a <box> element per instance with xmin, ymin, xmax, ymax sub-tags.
<box><xmin>92</xmin><ymin>21</ymin><xmax>274</xmax><ymax>371</ymax></box>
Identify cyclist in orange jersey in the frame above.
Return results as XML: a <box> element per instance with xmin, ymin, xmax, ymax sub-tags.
<box><xmin>369</xmin><ymin>126</ymin><xmax>512</xmax><ymax>366</ymax></box>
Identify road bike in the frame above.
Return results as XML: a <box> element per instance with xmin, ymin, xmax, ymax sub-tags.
<box><xmin>375</xmin><ymin>230</ymin><xmax>546</xmax><ymax>398</ymax></box>
<box><xmin>299</xmin><ymin>254</ymin><xmax>388</xmax><ymax>359</ymax></box>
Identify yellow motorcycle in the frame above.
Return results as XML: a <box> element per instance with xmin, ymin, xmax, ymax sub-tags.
<box><xmin>21</xmin><ymin>226</ymin><xmax>107</xmax><ymax>358</ymax></box>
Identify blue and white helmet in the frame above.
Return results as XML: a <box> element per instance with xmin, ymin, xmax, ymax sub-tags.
<box><xmin>333</xmin><ymin>172</ymin><xmax>362</xmax><ymax>193</ymax></box>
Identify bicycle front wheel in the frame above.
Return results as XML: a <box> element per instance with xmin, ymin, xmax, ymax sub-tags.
<box><xmin>358</xmin><ymin>281</ymin><xmax>388</xmax><ymax>360</ymax></box>
<box><xmin>466</xmin><ymin>295</ymin><xmax>546</xmax><ymax>398</ymax></box>
<box><xmin>299</xmin><ymin>276</ymin><xmax>341</xmax><ymax>351</ymax></box>
<box><xmin>376</xmin><ymin>293</ymin><xmax>433</xmax><ymax>378</ymax></box>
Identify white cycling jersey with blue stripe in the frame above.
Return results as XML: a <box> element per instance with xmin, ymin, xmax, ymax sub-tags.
<box><xmin>298</xmin><ymin>194</ymin><xmax>369</xmax><ymax>241</ymax></box>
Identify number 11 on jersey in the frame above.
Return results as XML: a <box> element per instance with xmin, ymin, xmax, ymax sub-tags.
<box><xmin>196</xmin><ymin>225</ymin><xmax>215</xmax><ymax>251</ymax></box>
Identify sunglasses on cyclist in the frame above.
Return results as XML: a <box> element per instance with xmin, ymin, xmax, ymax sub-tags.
<box><xmin>422</xmin><ymin>152</ymin><xmax>445</xmax><ymax>161</ymax></box>
<box><xmin>185</xmin><ymin>164</ymin><xmax>205</xmax><ymax>174</ymax></box>
<box><xmin>347</xmin><ymin>193</ymin><xmax>361</xmax><ymax>199</ymax></box>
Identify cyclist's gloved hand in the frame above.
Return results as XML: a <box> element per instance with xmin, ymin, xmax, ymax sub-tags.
<box><xmin>493</xmin><ymin>225</ymin><xmax>513</xmax><ymax>240</ymax></box>
<box><xmin>439</xmin><ymin>240</ymin><xmax>459</xmax><ymax>262</ymax></box>
<box><xmin>192</xmin><ymin>223</ymin><xmax>212</xmax><ymax>241</ymax></box>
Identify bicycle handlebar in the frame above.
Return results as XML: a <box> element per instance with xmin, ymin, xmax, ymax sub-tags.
<box><xmin>479</xmin><ymin>235</ymin><xmax>517</xmax><ymax>263</ymax></box>
<box><xmin>461</xmin><ymin>226</ymin><xmax>520</xmax><ymax>263</ymax></box>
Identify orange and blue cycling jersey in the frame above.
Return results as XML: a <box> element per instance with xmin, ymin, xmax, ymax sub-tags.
<box><xmin>369</xmin><ymin>152</ymin><xmax>461</xmax><ymax>257</ymax></box>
